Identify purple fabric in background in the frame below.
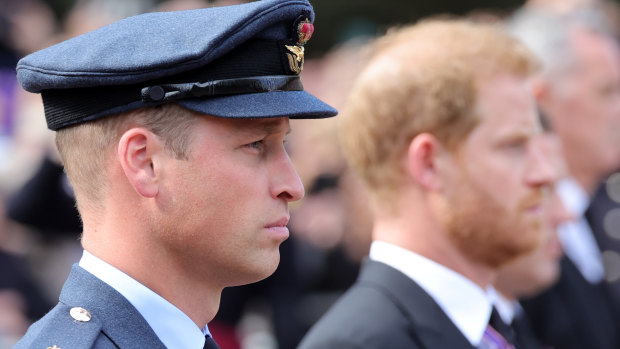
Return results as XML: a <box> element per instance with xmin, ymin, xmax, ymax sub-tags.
<box><xmin>0</xmin><ymin>69</ymin><xmax>17</xmax><ymax>136</ymax></box>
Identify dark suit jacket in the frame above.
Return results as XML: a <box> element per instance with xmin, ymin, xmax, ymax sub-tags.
<box><xmin>586</xmin><ymin>178</ymin><xmax>620</xmax><ymax>327</ymax></box>
<box><xmin>13</xmin><ymin>264</ymin><xmax>167</xmax><ymax>349</ymax></box>
<box><xmin>521</xmin><ymin>257</ymin><xmax>620</xmax><ymax>349</ymax></box>
<box><xmin>298</xmin><ymin>260</ymin><xmax>476</xmax><ymax>349</ymax></box>
<box><xmin>510</xmin><ymin>310</ymin><xmax>546</xmax><ymax>349</ymax></box>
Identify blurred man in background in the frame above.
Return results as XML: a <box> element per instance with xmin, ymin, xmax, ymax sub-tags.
<box><xmin>508</xmin><ymin>6</ymin><xmax>620</xmax><ymax>348</ymax></box>
<box><xmin>299</xmin><ymin>18</ymin><xmax>553</xmax><ymax>349</ymax></box>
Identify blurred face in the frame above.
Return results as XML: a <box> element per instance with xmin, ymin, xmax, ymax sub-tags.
<box><xmin>289</xmin><ymin>173</ymin><xmax>346</xmax><ymax>249</ymax></box>
<box><xmin>439</xmin><ymin>74</ymin><xmax>554</xmax><ymax>268</ymax></box>
<box><xmin>494</xmin><ymin>133</ymin><xmax>573</xmax><ymax>298</ymax></box>
<box><xmin>544</xmin><ymin>30</ymin><xmax>620</xmax><ymax>185</ymax></box>
<box><xmin>156</xmin><ymin>116</ymin><xmax>304</xmax><ymax>287</ymax></box>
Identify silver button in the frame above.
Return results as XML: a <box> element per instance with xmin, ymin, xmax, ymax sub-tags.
<box><xmin>70</xmin><ymin>307</ymin><xmax>92</xmax><ymax>322</ymax></box>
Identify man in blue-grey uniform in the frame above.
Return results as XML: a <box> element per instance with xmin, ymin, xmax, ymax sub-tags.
<box><xmin>13</xmin><ymin>1</ymin><xmax>336</xmax><ymax>348</ymax></box>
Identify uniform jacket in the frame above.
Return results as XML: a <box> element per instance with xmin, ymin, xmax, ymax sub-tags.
<box><xmin>13</xmin><ymin>264</ymin><xmax>167</xmax><ymax>349</ymax></box>
<box><xmin>298</xmin><ymin>260</ymin><xmax>476</xmax><ymax>349</ymax></box>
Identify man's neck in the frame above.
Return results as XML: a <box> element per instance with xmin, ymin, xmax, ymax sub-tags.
<box><xmin>83</xmin><ymin>238</ymin><xmax>222</xmax><ymax>328</ymax></box>
<box><xmin>372</xmin><ymin>218</ymin><xmax>496</xmax><ymax>289</ymax></box>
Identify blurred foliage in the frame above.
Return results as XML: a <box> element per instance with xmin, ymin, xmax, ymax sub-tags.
<box><xmin>39</xmin><ymin>0</ymin><xmax>620</xmax><ymax>56</ymax></box>
<box><xmin>309</xmin><ymin>0</ymin><xmax>526</xmax><ymax>55</ymax></box>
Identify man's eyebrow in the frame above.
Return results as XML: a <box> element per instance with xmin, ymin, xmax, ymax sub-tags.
<box><xmin>253</xmin><ymin>119</ymin><xmax>292</xmax><ymax>135</ymax></box>
<box><xmin>494</xmin><ymin>125</ymin><xmax>540</xmax><ymax>141</ymax></box>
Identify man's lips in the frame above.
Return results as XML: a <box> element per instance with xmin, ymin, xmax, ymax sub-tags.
<box><xmin>524</xmin><ymin>204</ymin><xmax>543</xmax><ymax>213</ymax></box>
<box><xmin>264</xmin><ymin>216</ymin><xmax>290</xmax><ymax>241</ymax></box>
<box><xmin>265</xmin><ymin>216</ymin><xmax>290</xmax><ymax>229</ymax></box>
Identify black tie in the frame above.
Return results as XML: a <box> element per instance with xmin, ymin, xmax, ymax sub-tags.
<box><xmin>203</xmin><ymin>335</ymin><xmax>220</xmax><ymax>349</ymax></box>
<box><xmin>489</xmin><ymin>307</ymin><xmax>518</xmax><ymax>347</ymax></box>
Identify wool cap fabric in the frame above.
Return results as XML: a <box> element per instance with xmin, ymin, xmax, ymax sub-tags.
<box><xmin>16</xmin><ymin>0</ymin><xmax>337</xmax><ymax>130</ymax></box>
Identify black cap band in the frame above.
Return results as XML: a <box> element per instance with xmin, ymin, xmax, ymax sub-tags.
<box><xmin>41</xmin><ymin>39</ymin><xmax>302</xmax><ymax>130</ymax></box>
<box><xmin>141</xmin><ymin>75</ymin><xmax>303</xmax><ymax>103</ymax></box>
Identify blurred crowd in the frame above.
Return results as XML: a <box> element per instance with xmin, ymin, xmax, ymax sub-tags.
<box><xmin>1</xmin><ymin>0</ymin><xmax>620</xmax><ymax>348</ymax></box>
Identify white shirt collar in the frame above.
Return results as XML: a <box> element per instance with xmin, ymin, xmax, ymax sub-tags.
<box><xmin>488</xmin><ymin>287</ymin><xmax>519</xmax><ymax>324</ymax></box>
<box><xmin>556</xmin><ymin>178</ymin><xmax>605</xmax><ymax>283</ymax></box>
<box><xmin>369</xmin><ymin>241</ymin><xmax>491</xmax><ymax>346</ymax></box>
<box><xmin>79</xmin><ymin>250</ymin><xmax>212</xmax><ymax>349</ymax></box>
<box><xmin>557</xmin><ymin>177</ymin><xmax>590</xmax><ymax>216</ymax></box>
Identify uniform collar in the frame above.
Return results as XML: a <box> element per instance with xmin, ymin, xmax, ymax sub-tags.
<box><xmin>79</xmin><ymin>250</ymin><xmax>211</xmax><ymax>349</ymax></box>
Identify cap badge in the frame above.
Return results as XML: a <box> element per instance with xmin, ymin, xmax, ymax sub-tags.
<box><xmin>297</xmin><ymin>19</ymin><xmax>314</xmax><ymax>45</ymax></box>
<box><xmin>285</xmin><ymin>18</ymin><xmax>313</xmax><ymax>74</ymax></box>
<box><xmin>285</xmin><ymin>45</ymin><xmax>305</xmax><ymax>74</ymax></box>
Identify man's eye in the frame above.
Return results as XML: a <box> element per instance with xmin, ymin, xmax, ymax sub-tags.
<box><xmin>246</xmin><ymin>140</ymin><xmax>265</xmax><ymax>151</ymax></box>
<box><xmin>506</xmin><ymin>140</ymin><xmax>525</xmax><ymax>149</ymax></box>
<box><xmin>501</xmin><ymin>137</ymin><xmax>527</xmax><ymax>150</ymax></box>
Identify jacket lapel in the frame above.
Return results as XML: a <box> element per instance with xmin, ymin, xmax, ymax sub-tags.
<box><xmin>358</xmin><ymin>260</ymin><xmax>476</xmax><ymax>349</ymax></box>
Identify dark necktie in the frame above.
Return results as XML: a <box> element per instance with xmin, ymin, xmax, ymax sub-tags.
<box><xmin>479</xmin><ymin>308</ymin><xmax>516</xmax><ymax>349</ymax></box>
<box><xmin>204</xmin><ymin>335</ymin><xmax>220</xmax><ymax>349</ymax></box>
<box><xmin>489</xmin><ymin>308</ymin><xmax>517</xmax><ymax>346</ymax></box>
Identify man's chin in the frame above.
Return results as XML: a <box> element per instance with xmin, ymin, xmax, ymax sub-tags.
<box><xmin>230</xmin><ymin>254</ymin><xmax>281</xmax><ymax>286</ymax></box>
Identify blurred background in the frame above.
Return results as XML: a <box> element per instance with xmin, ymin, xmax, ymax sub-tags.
<box><xmin>1</xmin><ymin>0</ymin><xmax>620</xmax><ymax>348</ymax></box>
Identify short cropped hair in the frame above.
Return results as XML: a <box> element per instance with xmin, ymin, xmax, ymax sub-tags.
<box><xmin>506</xmin><ymin>7</ymin><xmax>614</xmax><ymax>86</ymax></box>
<box><xmin>339</xmin><ymin>19</ymin><xmax>539</xmax><ymax>207</ymax></box>
<box><xmin>55</xmin><ymin>104</ymin><xmax>198</xmax><ymax>214</ymax></box>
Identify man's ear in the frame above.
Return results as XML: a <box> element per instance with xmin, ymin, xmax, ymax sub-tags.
<box><xmin>117</xmin><ymin>128</ymin><xmax>163</xmax><ymax>198</ymax></box>
<box><xmin>531</xmin><ymin>77</ymin><xmax>550</xmax><ymax>104</ymax></box>
<box><xmin>407</xmin><ymin>133</ymin><xmax>444</xmax><ymax>191</ymax></box>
